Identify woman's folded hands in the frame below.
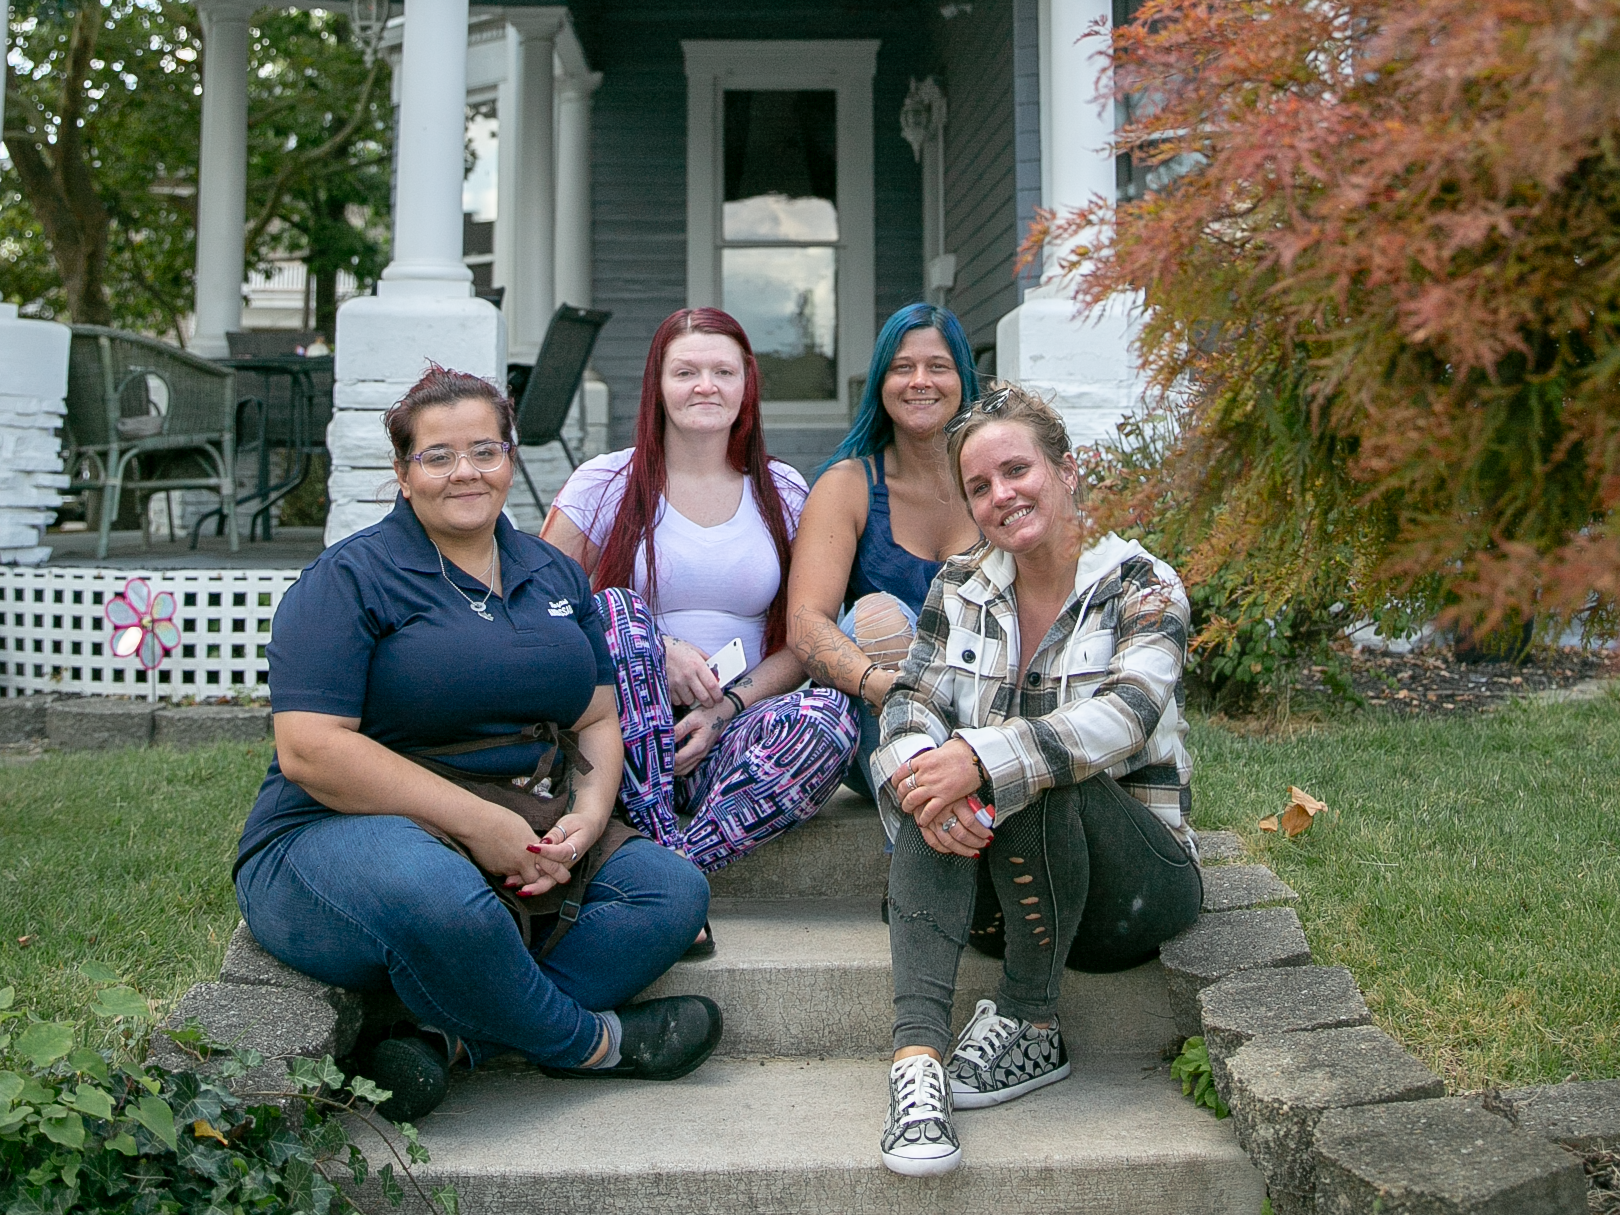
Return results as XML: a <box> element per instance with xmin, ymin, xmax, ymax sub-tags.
<box><xmin>459</xmin><ymin>802</ymin><xmax>605</xmax><ymax>899</ymax></box>
<box><xmin>892</xmin><ymin>738</ymin><xmax>993</xmax><ymax>857</ymax></box>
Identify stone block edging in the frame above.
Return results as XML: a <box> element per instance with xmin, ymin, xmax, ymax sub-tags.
<box><xmin>3</xmin><ymin>694</ymin><xmax>271</xmax><ymax>750</ymax></box>
<box><xmin>1168</xmin><ymin>842</ymin><xmax>1605</xmax><ymax>1214</ymax></box>
<box><xmin>146</xmin><ymin>922</ymin><xmax>363</xmax><ymax>1105</ymax></box>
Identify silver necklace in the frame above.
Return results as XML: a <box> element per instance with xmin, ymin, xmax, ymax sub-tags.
<box><xmin>434</xmin><ymin>539</ymin><xmax>498</xmax><ymax>621</ymax></box>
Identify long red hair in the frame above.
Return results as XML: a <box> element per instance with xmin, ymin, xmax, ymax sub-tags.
<box><xmin>591</xmin><ymin>308</ymin><xmax>797</xmax><ymax>655</ymax></box>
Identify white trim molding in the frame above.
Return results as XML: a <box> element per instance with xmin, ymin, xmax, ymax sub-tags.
<box><xmin>682</xmin><ymin>40</ymin><xmax>879</xmax><ymax>427</ymax></box>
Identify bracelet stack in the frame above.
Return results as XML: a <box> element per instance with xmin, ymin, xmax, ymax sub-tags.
<box><xmin>723</xmin><ymin>689</ymin><xmax>746</xmax><ymax>717</ymax></box>
<box><xmin>857</xmin><ymin>662</ymin><xmax>879</xmax><ymax>705</ymax></box>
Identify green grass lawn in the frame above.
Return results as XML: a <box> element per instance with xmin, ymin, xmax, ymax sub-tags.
<box><xmin>1</xmin><ymin>698</ymin><xmax>1615</xmax><ymax>1091</ymax></box>
<box><xmin>0</xmin><ymin>741</ymin><xmax>269</xmax><ymax>1028</ymax></box>
<box><xmin>1190</xmin><ymin>694</ymin><xmax>1620</xmax><ymax>1091</ymax></box>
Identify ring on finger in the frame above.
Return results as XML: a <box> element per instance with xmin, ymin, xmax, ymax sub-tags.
<box><xmin>940</xmin><ymin>815</ymin><xmax>958</xmax><ymax>833</ymax></box>
<box><xmin>567</xmin><ymin>842</ymin><xmax>578</xmax><ymax>864</ymax></box>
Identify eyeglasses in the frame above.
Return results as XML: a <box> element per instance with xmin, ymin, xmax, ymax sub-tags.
<box><xmin>411</xmin><ymin>441</ymin><xmax>512</xmax><ymax>477</ymax></box>
<box><xmin>943</xmin><ymin>385</ymin><xmax>1014</xmax><ymax>435</ymax></box>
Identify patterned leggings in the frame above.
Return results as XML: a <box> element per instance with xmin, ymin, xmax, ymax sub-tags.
<box><xmin>596</xmin><ymin>587</ymin><xmax>860</xmax><ymax>873</ymax></box>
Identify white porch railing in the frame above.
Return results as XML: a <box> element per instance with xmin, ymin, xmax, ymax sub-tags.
<box><xmin>1</xmin><ymin>566</ymin><xmax>300</xmax><ymax>700</ymax></box>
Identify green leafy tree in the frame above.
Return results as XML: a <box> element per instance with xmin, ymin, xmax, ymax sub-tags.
<box><xmin>1</xmin><ymin>1</ymin><xmax>391</xmax><ymax>340</ymax></box>
<box><xmin>243</xmin><ymin>7</ymin><xmax>390</xmax><ymax>338</ymax></box>
<box><xmin>2</xmin><ymin>0</ymin><xmax>203</xmax><ymax>333</ymax></box>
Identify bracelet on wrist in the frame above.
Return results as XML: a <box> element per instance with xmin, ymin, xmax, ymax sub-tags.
<box><xmin>970</xmin><ymin>748</ymin><xmax>993</xmax><ymax>790</ymax></box>
<box><xmin>723</xmin><ymin>689</ymin><xmax>746</xmax><ymax>718</ymax></box>
<box><xmin>857</xmin><ymin>662</ymin><xmax>879</xmax><ymax>704</ymax></box>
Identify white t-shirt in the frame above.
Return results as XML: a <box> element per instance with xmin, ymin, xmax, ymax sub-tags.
<box><xmin>551</xmin><ymin>449</ymin><xmax>808</xmax><ymax>670</ymax></box>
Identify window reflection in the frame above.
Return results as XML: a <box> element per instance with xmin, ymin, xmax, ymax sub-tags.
<box><xmin>723</xmin><ymin>90</ymin><xmax>838</xmax><ymax>401</ymax></box>
<box><xmin>723</xmin><ymin>247</ymin><xmax>837</xmax><ymax>402</ymax></box>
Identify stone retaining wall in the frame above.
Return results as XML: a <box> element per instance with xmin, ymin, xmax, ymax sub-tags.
<box><xmin>1161</xmin><ymin>842</ymin><xmax>1608</xmax><ymax>1214</ymax></box>
<box><xmin>1</xmin><ymin>694</ymin><xmax>271</xmax><ymax>749</ymax></box>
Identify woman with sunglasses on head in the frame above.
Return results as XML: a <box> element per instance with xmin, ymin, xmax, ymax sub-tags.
<box><xmin>233</xmin><ymin>366</ymin><xmax>722</xmax><ymax>1126</ymax></box>
<box><xmin>542</xmin><ymin>308</ymin><xmax>859</xmax><ymax>940</ymax></box>
<box><xmin>787</xmin><ymin>303</ymin><xmax>982</xmax><ymax>803</ymax></box>
<box><xmin>870</xmin><ymin>383</ymin><xmax>1202</xmax><ymax>1176</ymax></box>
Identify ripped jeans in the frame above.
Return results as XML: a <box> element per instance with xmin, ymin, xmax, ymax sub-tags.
<box><xmin>887</xmin><ymin>774</ymin><xmax>1202</xmax><ymax>1057</ymax></box>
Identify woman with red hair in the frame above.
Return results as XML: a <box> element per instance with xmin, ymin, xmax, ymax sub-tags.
<box><xmin>543</xmin><ymin>309</ymin><xmax>858</xmax><ymax>945</ymax></box>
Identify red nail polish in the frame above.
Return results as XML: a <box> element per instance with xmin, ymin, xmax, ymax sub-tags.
<box><xmin>972</xmin><ymin>851</ymin><xmax>981</xmax><ymax>858</ymax></box>
<box><xmin>526</xmin><ymin>843</ymin><xmax>543</xmax><ymax>853</ymax></box>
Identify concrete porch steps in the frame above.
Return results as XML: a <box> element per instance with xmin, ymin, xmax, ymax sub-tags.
<box><xmin>369</xmin><ymin>795</ymin><xmax>1268</xmax><ymax>1212</ymax></box>
<box><xmin>640</xmin><ymin>897</ymin><xmax>1181</xmax><ymax>1060</ymax></box>
<box><xmin>396</xmin><ymin>1056</ymin><xmax>1266</xmax><ymax>1215</ymax></box>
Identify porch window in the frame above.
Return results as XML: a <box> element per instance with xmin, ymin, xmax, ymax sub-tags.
<box><xmin>684</xmin><ymin>40</ymin><xmax>878</xmax><ymax>427</ymax></box>
<box><xmin>721</xmin><ymin>90</ymin><xmax>838</xmax><ymax>403</ymax></box>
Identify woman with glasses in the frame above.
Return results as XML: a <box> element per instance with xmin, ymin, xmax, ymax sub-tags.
<box><xmin>786</xmin><ymin>303</ymin><xmax>982</xmax><ymax>803</ymax></box>
<box><xmin>869</xmin><ymin>383</ymin><xmax>1201</xmax><ymax>1175</ymax></box>
<box><xmin>233</xmin><ymin>365</ymin><xmax>721</xmax><ymax>1125</ymax></box>
<box><xmin>542</xmin><ymin>308</ymin><xmax>858</xmax><ymax>946</ymax></box>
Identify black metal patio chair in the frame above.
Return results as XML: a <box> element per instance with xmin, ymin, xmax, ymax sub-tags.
<box><xmin>508</xmin><ymin>303</ymin><xmax>611</xmax><ymax>516</ymax></box>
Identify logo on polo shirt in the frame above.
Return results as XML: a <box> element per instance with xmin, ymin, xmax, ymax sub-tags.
<box><xmin>548</xmin><ymin>598</ymin><xmax>575</xmax><ymax>617</ymax></box>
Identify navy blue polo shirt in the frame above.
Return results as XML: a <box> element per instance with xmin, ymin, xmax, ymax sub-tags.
<box><xmin>234</xmin><ymin>496</ymin><xmax>615</xmax><ymax>874</ymax></box>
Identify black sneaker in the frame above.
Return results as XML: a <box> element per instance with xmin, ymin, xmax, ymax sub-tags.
<box><xmin>946</xmin><ymin>999</ymin><xmax>1070</xmax><ymax>1109</ymax></box>
<box><xmin>880</xmin><ymin>1054</ymin><xmax>961</xmax><ymax>1176</ymax></box>
<box><xmin>354</xmin><ymin>1034</ymin><xmax>450</xmax><ymax>1122</ymax></box>
<box><xmin>541</xmin><ymin>995</ymin><xmax>723</xmax><ymax>1081</ymax></box>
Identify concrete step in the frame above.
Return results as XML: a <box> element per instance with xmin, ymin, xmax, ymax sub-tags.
<box><xmin>705</xmin><ymin>787</ymin><xmax>890</xmax><ymax>900</ymax></box>
<box><xmin>395</xmin><ymin>1056</ymin><xmax>1264</xmax><ymax>1214</ymax></box>
<box><xmin>639</xmin><ymin>898</ymin><xmax>1182</xmax><ymax>1060</ymax></box>
<box><xmin>703</xmin><ymin>787</ymin><xmax>1250</xmax><ymax>903</ymax></box>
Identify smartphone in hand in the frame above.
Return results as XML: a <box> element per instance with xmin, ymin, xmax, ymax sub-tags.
<box><xmin>706</xmin><ymin>637</ymin><xmax>747</xmax><ymax>688</ymax></box>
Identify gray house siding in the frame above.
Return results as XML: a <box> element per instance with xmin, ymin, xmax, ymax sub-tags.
<box><xmin>567</xmin><ymin>0</ymin><xmax>927</xmax><ymax>459</ymax></box>
<box><xmin>589</xmin><ymin>55</ymin><xmax>686</xmax><ymax>434</ymax></box>
<box><xmin>1013</xmin><ymin>0</ymin><xmax>1042</xmax><ymax>299</ymax></box>
<box><xmin>937</xmin><ymin>0</ymin><xmax>1019</xmax><ymax>356</ymax></box>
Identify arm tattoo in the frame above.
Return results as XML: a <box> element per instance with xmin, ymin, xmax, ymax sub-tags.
<box><xmin>792</xmin><ymin>603</ymin><xmax>869</xmax><ymax>694</ymax></box>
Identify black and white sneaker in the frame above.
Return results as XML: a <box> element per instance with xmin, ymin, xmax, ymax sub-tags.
<box><xmin>880</xmin><ymin>1054</ymin><xmax>962</xmax><ymax>1176</ymax></box>
<box><xmin>947</xmin><ymin>999</ymin><xmax>1071</xmax><ymax>1109</ymax></box>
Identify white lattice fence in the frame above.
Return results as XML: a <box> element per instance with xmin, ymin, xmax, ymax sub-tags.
<box><xmin>0</xmin><ymin>566</ymin><xmax>302</xmax><ymax>700</ymax></box>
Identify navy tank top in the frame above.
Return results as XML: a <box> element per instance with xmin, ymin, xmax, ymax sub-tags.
<box><xmin>845</xmin><ymin>450</ymin><xmax>945</xmax><ymax>614</ymax></box>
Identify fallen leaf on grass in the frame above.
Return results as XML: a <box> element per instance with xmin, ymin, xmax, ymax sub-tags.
<box><xmin>1259</xmin><ymin>787</ymin><xmax>1329</xmax><ymax>837</ymax></box>
<box><xmin>1281</xmin><ymin>786</ymin><xmax>1327</xmax><ymax>836</ymax></box>
<box><xmin>15</xmin><ymin>936</ymin><xmax>33</xmax><ymax>948</ymax></box>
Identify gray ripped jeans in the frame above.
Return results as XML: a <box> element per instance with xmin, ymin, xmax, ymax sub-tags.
<box><xmin>887</xmin><ymin>773</ymin><xmax>1202</xmax><ymax>1058</ymax></box>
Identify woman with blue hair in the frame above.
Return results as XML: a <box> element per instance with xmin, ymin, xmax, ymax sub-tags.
<box><xmin>788</xmin><ymin>303</ymin><xmax>981</xmax><ymax>801</ymax></box>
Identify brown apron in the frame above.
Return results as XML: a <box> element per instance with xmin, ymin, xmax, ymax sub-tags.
<box><xmin>406</xmin><ymin>723</ymin><xmax>640</xmax><ymax>959</ymax></box>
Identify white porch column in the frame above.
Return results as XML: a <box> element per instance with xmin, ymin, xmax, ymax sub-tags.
<box><xmin>329</xmin><ymin>0</ymin><xmax>505</xmax><ymax>545</ymax></box>
<box><xmin>554</xmin><ymin>68</ymin><xmax>599</xmax><ymax>311</ymax></box>
<box><xmin>0</xmin><ymin>306</ymin><xmax>71</xmax><ymax>566</ymax></box>
<box><xmin>191</xmin><ymin>0</ymin><xmax>257</xmax><ymax>360</ymax></box>
<box><xmin>500</xmin><ymin>12</ymin><xmax>563</xmax><ymax>364</ymax></box>
<box><xmin>996</xmin><ymin>0</ymin><xmax>1138</xmax><ymax>448</ymax></box>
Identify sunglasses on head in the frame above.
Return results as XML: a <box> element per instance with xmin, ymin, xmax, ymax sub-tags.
<box><xmin>943</xmin><ymin>385</ymin><xmax>1014</xmax><ymax>435</ymax></box>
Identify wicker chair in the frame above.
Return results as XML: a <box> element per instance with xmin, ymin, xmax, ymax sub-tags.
<box><xmin>65</xmin><ymin>327</ymin><xmax>241</xmax><ymax>559</ymax></box>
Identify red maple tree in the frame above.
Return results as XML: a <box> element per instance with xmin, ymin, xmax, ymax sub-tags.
<box><xmin>1039</xmin><ymin>0</ymin><xmax>1620</xmax><ymax>661</ymax></box>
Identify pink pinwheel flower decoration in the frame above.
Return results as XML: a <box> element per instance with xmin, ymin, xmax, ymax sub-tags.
<box><xmin>104</xmin><ymin>578</ymin><xmax>181</xmax><ymax>670</ymax></box>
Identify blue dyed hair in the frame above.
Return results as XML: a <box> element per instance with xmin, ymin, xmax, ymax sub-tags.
<box><xmin>819</xmin><ymin>303</ymin><xmax>979</xmax><ymax>473</ymax></box>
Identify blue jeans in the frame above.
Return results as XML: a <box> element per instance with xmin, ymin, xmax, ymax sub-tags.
<box><xmin>236</xmin><ymin>817</ymin><xmax>709</xmax><ymax>1068</ymax></box>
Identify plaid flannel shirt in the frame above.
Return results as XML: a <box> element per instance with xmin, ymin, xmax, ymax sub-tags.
<box><xmin>870</xmin><ymin>533</ymin><xmax>1198</xmax><ymax>861</ymax></box>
